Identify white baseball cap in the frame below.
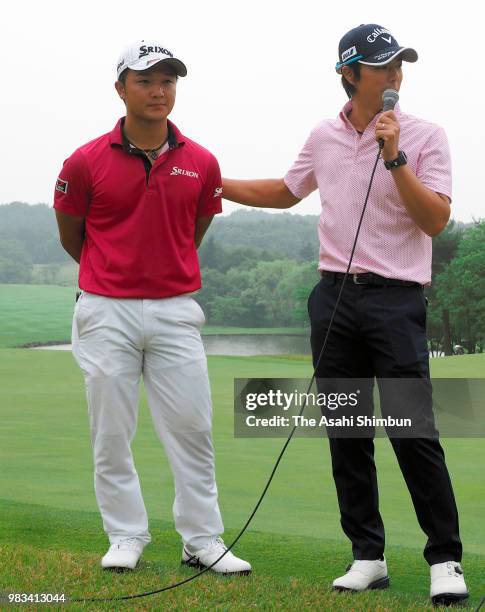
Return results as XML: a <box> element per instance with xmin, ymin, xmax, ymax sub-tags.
<box><xmin>116</xmin><ymin>39</ymin><xmax>187</xmax><ymax>79</ymax></box>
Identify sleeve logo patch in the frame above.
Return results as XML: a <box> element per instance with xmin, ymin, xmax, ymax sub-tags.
<box><xmin>213</xmin><ymin>187</ymin><xmax>222</xmax><ymax>198</ymax></box>
<box><xmin>55</xmin><ymin>178</ymin><xmax>69</xmax><ymax>194</ymax></box>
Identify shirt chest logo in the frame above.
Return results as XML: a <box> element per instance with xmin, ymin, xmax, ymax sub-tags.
<box><xmin>170</xmin><ymin>165</ymin><xmax>199</xmax><ymax>179</ymax></box>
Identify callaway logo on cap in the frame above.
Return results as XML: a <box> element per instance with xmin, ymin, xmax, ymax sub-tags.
<box><xmin>116</xmin><ymin>39</ymin><xmax>187</xmax><ymax>79</ymax></box>
<box><xmin>335</xmin><ymin>24</ymin><xmax>418</xmax><ymax>73</ymax></box>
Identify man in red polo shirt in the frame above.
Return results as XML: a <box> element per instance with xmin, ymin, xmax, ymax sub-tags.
<box><xmin>54</xmin><ymin>39</ymin><xmax>251</xmax><ymax>575</ymax></box>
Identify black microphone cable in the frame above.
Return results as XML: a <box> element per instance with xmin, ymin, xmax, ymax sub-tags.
<box><xmin>70</xmin><ymin>142</ymin><xmax>384</xmax><ymax>604</ymax></box>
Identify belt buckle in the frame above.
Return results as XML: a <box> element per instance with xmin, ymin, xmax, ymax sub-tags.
<box><xmin>353</xmin><ymin>273</ymin><xmax>365</xmax><ymax>285</ymax></box>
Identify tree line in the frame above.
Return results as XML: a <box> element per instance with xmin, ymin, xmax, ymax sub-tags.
<box><xmin>0</xmin><ymin>202</ymin><xmax>483</xmax><ymax>353</ymax></box>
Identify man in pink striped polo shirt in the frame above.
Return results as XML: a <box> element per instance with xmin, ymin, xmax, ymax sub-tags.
<box><xmin>223</xmin><ymin>23</ymin><xmax>468</xmax><ymax>607</ymax></box>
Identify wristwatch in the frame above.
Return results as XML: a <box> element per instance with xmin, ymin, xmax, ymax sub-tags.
<box><xmin>384</xmin><ymin>150</ymin><xmax>407</xmax><ymax>170</ymax></box>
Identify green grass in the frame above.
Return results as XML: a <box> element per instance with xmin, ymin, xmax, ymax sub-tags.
<box><xmin>0</xmin><ymin>284</ymin><xmax>78</xmax><ymax>347</ymax></box>
<box><xmin>1</xmin><ymin>349</ymin><xmax>485</xmax><ymax>609</ymax></box>
<box><xmin>1</xmin><ymin>499</ymin><xmax>484</xmax><ymax>611</ymax></box>
<box><xmin>428</xmin><ymin>353</ymin><xmax>485</xmax><ymax>377</ymax></box>
<box><xmin>0</xmin><ymin>284</ymin><xmax>307</xmax><ymax>348</ymax></box>
<box><xmin>32</xmin><ymin>261</ymin><xmax>79</xmax><ymax>286</ymax></box>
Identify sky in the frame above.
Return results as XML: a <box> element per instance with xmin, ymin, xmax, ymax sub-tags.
<box><xmin>1</xmin><ymin>0</ymin><xmax>482</xmax><ymax>222</ymax></box>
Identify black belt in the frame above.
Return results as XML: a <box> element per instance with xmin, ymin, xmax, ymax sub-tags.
<box><xmin>320</xmin><ymin>271</ymin><xmax>421</xmax><ymax>287</ymax></box>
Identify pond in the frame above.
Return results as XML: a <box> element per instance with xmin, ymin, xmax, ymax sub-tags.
<box><xmin>31</xmin><ymin>334</ymin><xmax>312</xmax><ymax>356</ymax></box>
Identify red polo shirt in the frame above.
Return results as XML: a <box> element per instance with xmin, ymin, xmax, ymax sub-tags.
<box><xmin>53</xmin><ymin>118</ymin><xmax>222</xmax><ymax>298</ymax></box>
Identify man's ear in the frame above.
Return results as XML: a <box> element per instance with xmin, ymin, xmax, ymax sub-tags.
<box><xmin>341</xmin><ymin>65</ymin><xmax>355</xmax><ymax>87</ymax></box>
<box><xmin>114</xmin><ymin>80</ymin><xmax>125</xmax><ymax>100</ymax></box>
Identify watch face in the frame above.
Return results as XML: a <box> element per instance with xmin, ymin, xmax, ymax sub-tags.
<box><xmin>385</xmin><ymin>151</ymin><xmax>407</xmax><ymax>169</ymax></box>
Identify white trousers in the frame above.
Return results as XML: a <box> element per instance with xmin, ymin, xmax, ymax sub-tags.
<box><xmin>71</xmin><ymin>291</ymin><xmax>224</xmax><ymax>550</ymax></box>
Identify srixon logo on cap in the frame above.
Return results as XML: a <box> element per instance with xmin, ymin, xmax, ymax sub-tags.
<box><xmin>139</xmin><ymin>45</ymin><xmax>173</xmax><ymax>59</ymax></box>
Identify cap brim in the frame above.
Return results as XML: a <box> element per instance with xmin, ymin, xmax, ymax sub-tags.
<box><xmin>359</xmin><ymin>46</ymin><xmax>418</xmax><ymax>67</ymax></box>
<box><xmin>128</xmin><ymin>56</ymin><xmax>187</xmax><ymax>77</ymax></box>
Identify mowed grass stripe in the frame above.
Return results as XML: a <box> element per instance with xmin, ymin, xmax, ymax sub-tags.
<box><xmin>0</xmin><ymin>284</ymin><xmax>307</xmax><ymax>348</ymax></box>
<box><xmin>0</xmin><ymin>284</ymin><xmax>77</xmax><ymax>347</ymax></box>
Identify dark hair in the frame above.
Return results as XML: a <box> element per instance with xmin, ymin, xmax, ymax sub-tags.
<box><xmin>118</xmin><ymin>68</ymin><xmax>129</xmax><ymax>85</ymax></box>
<box><xmin>118</xmin><ymin>65</ymin><xmax>179</xmax><ymax>85</ymax></box>
<box><xmin>341</xmin><ymin>62</ymin><xmax>361</xmax><ymax>98</ymax></box>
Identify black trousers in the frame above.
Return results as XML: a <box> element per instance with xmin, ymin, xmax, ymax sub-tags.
<box><xmin>308</xmin><ymin>274</ymin><xmax>462</xmax><ymax>564</ymax></box>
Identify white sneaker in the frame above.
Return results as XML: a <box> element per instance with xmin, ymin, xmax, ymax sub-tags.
<box><xmin>101</xmin><ymin>537</ymin><xmax>145</xmax><ymax>571</ymax></box>
<box><xmin>333</xmin><ymin>558</ymin><xmax>389</xmax><ymax>592</ymax></box>
<box><xmin>181</xmin><ymin>537</ymin><xmax>251</xmax><ymax>575</ymax></box>
<box><xmin>430</xmin><ymin>561</ymin><xmax>469</xmax><ymax>606</ymax></box>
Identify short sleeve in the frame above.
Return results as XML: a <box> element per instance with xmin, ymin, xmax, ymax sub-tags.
<box><xmin>53</xmin><ymin>149</ymin><xmax>92</xmax><ymax>217</ymax></box>
<box><xmin>284</xmin><ymin>129</ymin><xmax>318</xmax><ymax>199</ymax></box>
<box><xmin>416</xmin><ymin>126</ymin><xmax>452</xmax><ymax>202</ymax></box>
<box><xmin>198</xmin><ymin>154</ymin><xmax>223</xmax><ymax>217</ymax></box>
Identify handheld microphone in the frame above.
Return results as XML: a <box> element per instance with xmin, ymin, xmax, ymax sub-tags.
<box><xmin>379</xmin><ymin>89</ymin><xmax>399</xmax><ymax>149</ymax></box>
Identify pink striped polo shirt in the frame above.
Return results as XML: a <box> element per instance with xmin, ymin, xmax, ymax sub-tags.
<box><xmin>284</xmin><ymin>100</ymin><xmax>452</xmax><ymax>285</ymax></box>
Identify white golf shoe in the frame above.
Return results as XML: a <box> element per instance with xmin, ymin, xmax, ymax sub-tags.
<box><xmin>181</xmin><ymin>537</ymin><xmax>251</xmax><ymax>575</ymax></box>
<box><xmin>101</xmin><ymin>537</ymin><xmax>145</xmax><ymax>571</ymax></box>
<box><xmin>333</xmin><ymin>557</ymin><xmax>389</xmax><ymax>592</ymax></box>
<box><xmin>430</xmin><ymin>561</ymin><xmax>469</xmax><ymax>606</ymax></box>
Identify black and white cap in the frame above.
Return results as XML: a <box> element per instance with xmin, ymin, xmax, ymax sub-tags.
<box><xmin>336</xmin><ymin>24</ymin><xmax>418</xmax><ymax>73</ymax></box>
<box><xmin>116</xmin><ymin>39</ymin><xmax>187</xmax><ymax>79</ymax></box>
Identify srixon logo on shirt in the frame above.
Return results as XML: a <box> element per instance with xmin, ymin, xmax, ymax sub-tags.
<box><xmin>170</xmin><ymin>166</ymin><xmax>199</xmax><ymax>179</ymax></box>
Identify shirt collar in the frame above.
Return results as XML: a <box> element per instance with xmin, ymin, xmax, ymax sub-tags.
<box><xmin>339</xmin><ymin>99</ymin><xmax>401</xmax><ymax>132</ymax></box>
<box><xmin>108</xmin><ymin>117</ymin><xmax>186</xmax><ymax>151</ymax></box>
